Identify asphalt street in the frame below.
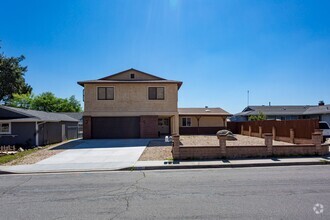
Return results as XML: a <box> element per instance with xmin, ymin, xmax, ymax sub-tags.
<box><xmin>0</xmin><ymin>166</ymin><xmax>329</xmax><ymax>219</ymax></box>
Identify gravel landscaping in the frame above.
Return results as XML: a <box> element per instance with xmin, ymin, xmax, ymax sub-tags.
<box><xmin>180</xmin><ymin>135</ymin><xmax>293</xmax><ymax>146</ymax></box>
<box><xmin>3</xmin><ymin>139</ymin><xmax>81</xmax><ymax>166</ymax></box>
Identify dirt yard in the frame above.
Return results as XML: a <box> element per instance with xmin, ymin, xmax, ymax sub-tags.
<box><xmin>138</xmin><ymin>134</ymin><xmax>293</xmax><ymax>161</ymax></box>
<box><xmin>4</xmin><ymin>140</ymin><xmax>81</xmax><ymax>166</ymax></box>
<box><xmin>138</xmin><ymin>140</ymin><xmax>173</xmax><ymax>161</ymax></box>
<box><xmin>180</xmin><ymin>135</ymin><xmax>293</xmax><ymax>146</ymax></box>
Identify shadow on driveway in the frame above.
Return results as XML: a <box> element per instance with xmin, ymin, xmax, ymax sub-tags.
<box><xmin>51</xmin><ymin>139</ymin><xmax>154</xmax><ymax>150</ymax></box>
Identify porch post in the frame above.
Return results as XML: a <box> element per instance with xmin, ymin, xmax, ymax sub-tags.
<box><xmin>171</xmin><ymin>114</ymin><xmax>180</xmax><ymax>135</ymax></box>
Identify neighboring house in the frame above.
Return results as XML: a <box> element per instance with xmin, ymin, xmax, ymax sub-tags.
<box><xmin>78</xmin><ymin>68</ymin><xmax>232</xmax><ymax>139</ymax></box>
<box><xmin>304</xmin><ymin>104</ymin><xmax>330</xmax><ymax>125</ymax></box>
<box><xmin>232</xmin><ymin>105</ymin><xmax>310</xmax><ymax>121</ymax></box>
<box><xmin>0</xmin><ymin>106</ymin><xmax>79</xmax><ymax>147</ymax></box>
<box><xmin>78</xmin><ymin>68</ymin><xmax>183</xmax><ymax>139</ymax></box>
<box><xmin>61</xmin><ymin>112</ymin><xmax>83</xmax><ymax>138</ymax></box>
<box><xmin>232</xmin><ymin>104</ymin><xmax>330</xmax><ymax>125</ymax></box>
<box><xmin>179</xmin><ymin>107</ymin><xmax>232</xmax><ymax>135</ymax></box>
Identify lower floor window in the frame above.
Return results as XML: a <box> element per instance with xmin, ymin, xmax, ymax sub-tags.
<box><xmin>181</xmin><ymin>118</ymin><xmax>192</xmax><ymax>127</ymax></box>
<box><xmin>0</xmin><ymin>123</ymin><xmax>11</xmax><ymax>134</ymax></box>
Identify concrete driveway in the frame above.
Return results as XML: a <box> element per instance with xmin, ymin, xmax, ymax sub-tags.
<box><xmin>1</xmin><ymin>139</ymin><xmax>151</xmax><ymax>173</ymax></box>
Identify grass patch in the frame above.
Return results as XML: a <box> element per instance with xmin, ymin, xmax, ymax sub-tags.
<box><xmin>165</xmin><ymin>157</ymin><xmax>173</xmax><ymax>161</ymax></box>
<box><xmin>0</xmin><ymin>149</ymin><xmax>39</xmax><ymax>165</ymax></box>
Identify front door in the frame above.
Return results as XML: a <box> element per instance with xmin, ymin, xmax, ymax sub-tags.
<box><xmin>158</xmin><ymin>118</ymin><xmax>170</xmax><ymax>135</ymax></box>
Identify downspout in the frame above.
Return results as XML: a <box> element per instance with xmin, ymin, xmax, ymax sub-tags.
<box><xmin>35</xmin><ymin>122</ymin><xmax>39</xmax><ymax>146</ymax></box>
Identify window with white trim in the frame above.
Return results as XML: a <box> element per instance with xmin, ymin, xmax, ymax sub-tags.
<box><xmin>98</xmin><ymin>87</ymin><xmax>114</xmax><ymax>100</ymax></box>
<box><xmin>148</xmin><ymin>87</ymin><xmax>165</xmax><ymax>100</ymax></box>
<box><xmin>181</xmin><ymin>117</ymin><xmax>192</xmax><ymax>127</ymax></box>
<box><xmin>0</xmin><ymin>123</ymin><xmax>11</xmax><ymax>134</ymax></box>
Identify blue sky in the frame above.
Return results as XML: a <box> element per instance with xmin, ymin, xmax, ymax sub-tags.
<box><xmin>1</xmin><ymin>0</ymin><xmax>330</xmax><ymax>113</ymax></box>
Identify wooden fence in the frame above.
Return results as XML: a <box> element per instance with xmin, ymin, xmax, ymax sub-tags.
<box><xmin>227</xmin><ymin>119</ymin><xmax>319</xmax><ymax>141</ymax></box>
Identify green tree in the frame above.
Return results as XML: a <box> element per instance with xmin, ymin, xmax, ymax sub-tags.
<box><xmin>0</xmin><ymin>47</ymin><xmax>32</xmax><ymax>103</ymax></box>
<box><xmin>31</xmin><ymin>92</ymin><xmax>82</xmax><ymax>112</ymax></box>
<box><xmin>248</xmin><ymin>111</ymin><xmax>266</xmax><ymax>121</ymax></box>
<box><xmin>7</xmin><ymin>93</ymin><xmax>34</xmax><ymax>109</ymax></box>
<box><xmin>31</xmin><ymin>92</ymin><xmax>58</xmax><ymax>112</ymax></box>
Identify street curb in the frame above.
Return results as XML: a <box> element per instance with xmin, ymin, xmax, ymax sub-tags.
<box><xmin>0</xmin><ymin>170</ymin><xmax>14</xmax><ymax>174</ymax></box>
<box><xmin>122</xmin><ymin>161</ymin><xmax>330</xmax><ymax>171</ymax></box>
<box><xmin>1</xmin><ymin>161</ymin><xmax>329</xmax><ymax>175</ymax></box>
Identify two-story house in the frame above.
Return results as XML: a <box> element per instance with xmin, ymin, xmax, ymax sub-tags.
<box><xmin>78</xmin><ymin>69</ymin><xmax>182</xmax><ymax>139</ymax></box>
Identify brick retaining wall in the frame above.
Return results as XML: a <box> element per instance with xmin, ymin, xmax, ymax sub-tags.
<box><xmin>172</xmin><ymin>132</ymin><xmax>329</xmax><ymax>160</ymax></box>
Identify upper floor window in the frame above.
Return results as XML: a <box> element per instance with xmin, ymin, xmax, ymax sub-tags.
<box><xmin>130</xmin><ymin>73</ymin><xmax>135</xmax><ymax>79</ymax></box>
<box><xmin>181</xmin><ymin>118</ymin><xmax>192</xmax><ymax>127</ymax></box>
<box><xmin>148</xmin><ymin>87</ymin><xmax>164</xmax><ymax>100</ymax></box>
<box><xmin>0</xmin><ymin>122</ymin><xmax>11</xmax><ymax>134</ymax></box>
<box><xmin>98</xmin><ymin>87</ymin><xmax>114</xmax><ymax>100</ymax></box>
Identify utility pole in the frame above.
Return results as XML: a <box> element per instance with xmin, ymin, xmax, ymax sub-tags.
<box><xmin>247</xmin><ymin>90</ymin><xmax>250</xmax><ymax>106</ymax></box>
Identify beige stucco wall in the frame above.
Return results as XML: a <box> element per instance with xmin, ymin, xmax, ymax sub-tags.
<box><xmin>84</xmin><ymin>83</ymin><xmax>178</xmax><ymax>117</ymax></box>
<box><xmin>105</xmin><ymin>71</ymin><xmax>160</xmax><ymax>80</ymax></box>
<box><xmin>179</xmin><ymin>116</ymin><xmax>226</xmax><ymax>127</ymax></box>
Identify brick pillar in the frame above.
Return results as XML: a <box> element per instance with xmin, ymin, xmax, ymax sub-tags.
<box><xmin>83</xmin><ymin>116</ymin><xmax>92</xmax><ymax>139</ymax></box>
<box><xmin>264</xmin><ymin>133</ymin><xmax>273</xmax><ymax>156</ymax></box>
<box><xmin>312</xmin><ymin>131</ymin><xmax>323</xmax><ymax>155</ymax></box>
<box><xmin>248</xmin><ymin>126</ymin><xmax>252</xmax><ymax>136</ymax></box>
<box><xmin>259</xmin><ymin>126</ymin><xmax>263</xmax><ymax>138</ymax></box>
<box><xmin>290</xmin><ymin>129</ymin><xmax>295</xmax><ymax>144</ymax></box>
<box><xmin>217</xmin><ymin>136</ymin><xmax>227</xmax><ymax>156</ymax></box>
<box><xmin>272</xmin><ymin>126</ymin><xmax>276</xmax><ymax>140</ymax></box>
<box><xmin>172</xmin><ymin>135</ymin><xmax>180</xmax><ymax>160</ymax></box>
<box><xmin>240</xmin><ymin>125</ymin><xmax>244</xmax><ymax>135</ymax></box>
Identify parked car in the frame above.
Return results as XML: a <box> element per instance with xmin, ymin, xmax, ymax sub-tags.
<box><xmin>319</xmin><ymin>121</ymin><xmax>330</xmax><ymax>142</ymax></box>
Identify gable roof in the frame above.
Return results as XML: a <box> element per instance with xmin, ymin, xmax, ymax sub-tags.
<box><xmin>99</xmin><ymin>68</ymin><xmax>165</xmax><ymax>80</ymax></box>
<box><xmin>61</xmin><ymin>112</ymin><xmax>83</xmax><ymax>121</ymax></box>
<box><xmin>77</xmin><ymin>68</ymin><xmax>183</xmax><ymax>89</ymax></box>
<box><xmin>179</xmin><ymin>107</ymin><xmax>232</xmax><ymax>116</ymax></box>
<box><xmin>303</xmin><ymin>105</ymin><xmax>330</xmax><ymax>115</ymax></box>
<box><xmin>0</xmin><ymin>106</ymin><xmax>79</xmax><ymax>122</ymax></box>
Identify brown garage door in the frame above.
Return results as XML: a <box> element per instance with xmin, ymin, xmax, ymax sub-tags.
<box><xmin>91</xmin><ymin>117</ymin><xmax>140</xmax><ymax>139</ymax></box>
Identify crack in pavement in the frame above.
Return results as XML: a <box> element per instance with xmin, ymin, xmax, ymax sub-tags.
<box><xmin>109</xmin><ymin>172</ymin><xmax>147</xmax><ymax>220</ymax></box>
<box><xmin>0</xmin><ymin>176</ymin><xmax>33</xmax><ymax>198</ymax></box>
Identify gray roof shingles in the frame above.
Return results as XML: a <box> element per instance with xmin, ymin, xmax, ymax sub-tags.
<box><xmin>0</xmin><ymin>106</ymin><xmax>79</xmax><ymax>122</ymax></box>
<box><xmin>235</xmin><ymin>105</ymin><xmax>330</xmax><ymax>116</ymax></box>
<box><xmin>179</xmin><ymin>108</ymin><xmax>231</xmax><ymax>116</ymax></box>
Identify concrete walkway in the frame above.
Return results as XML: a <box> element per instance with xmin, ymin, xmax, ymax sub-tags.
<box><xmin>0</xmin><ymin>139</ymin><xmax>150</xmax><ymax>173</ymax></box>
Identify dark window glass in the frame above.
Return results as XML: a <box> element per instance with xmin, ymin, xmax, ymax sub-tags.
<box><xmin>148</xmin><ymin>87</ymin><xmax>157</xmax><ymax>100</ymax></box>
<box><xmin>130</xmin><ymin>74</ymin><xmax>135</xmax><ymax>79</ymax></box>
<box><xmin>319</xmin><ymin>122</ymin><xmax>330</xmax><ymax>129</ymax></box>
<box><xmin>0</xmin><ymin>123</ymin><xmax>10</xmax><ymax>133</ymax></box>
<box><xmin>157</xmin><ymin>87</ymin><xmax>164</xmax><ymax>99</ymax></box>
<box><xmin>98</xmin><ymin>87</ymin><xmax>106</xmax><ymax>100</ymax></box>
<box><xmin>148</xmin><ymin>87</ymin><xmax>164</xmax><ymax>100</ymax></box>
<box><xmin>106</xmin><ymin>87</ymin><xmax>114</xmax><ymax>100</ymax></box>
<box><xmin>182</xmin><ymin>118</ymin><xmax>191</xmax><ymax>127</ymax></box>
<box><xmin>98</xmin><ymin>87</ymin><xmax>114</xmax><ymax>100</ymax></box>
